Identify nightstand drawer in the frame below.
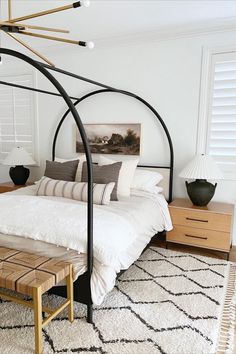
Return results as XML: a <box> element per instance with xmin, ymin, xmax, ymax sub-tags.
<box><xmin>170</xmin><ymin>208</ymin><xmax>232</xmax><ymax>233</ymax></box>
<box><xmin>167</xmin><ymin>226</ymin><xmax>231</xmax><ymax>251</ymax></box>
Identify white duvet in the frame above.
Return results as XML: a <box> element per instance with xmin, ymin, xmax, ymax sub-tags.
<box><xmin>0</xmin><ymin>185</ymin><xmax>172</xmax><ymax>304</ymax></box>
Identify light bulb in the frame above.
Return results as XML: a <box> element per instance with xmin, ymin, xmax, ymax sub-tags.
<box><xmin>81</xmin><ymin>0</ymin><xmax>90</xmax><ymax>7</ymax></box>
<box><xmin>86</xmin><ymin>41</ymin><xmax>94</xmax><ymax>50</ymax></box>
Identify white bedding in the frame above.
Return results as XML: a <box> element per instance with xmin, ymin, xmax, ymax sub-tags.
<box><xmin>0</xmin><ymin>185</ymin><xmax>172</xmax><ymax>304</ymax></box>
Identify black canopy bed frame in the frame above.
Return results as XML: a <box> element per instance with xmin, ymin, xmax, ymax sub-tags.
<box><xmin>0</xmin><ymin>47</ymin><xmax>174</xmax><ymax>324</ymax></box>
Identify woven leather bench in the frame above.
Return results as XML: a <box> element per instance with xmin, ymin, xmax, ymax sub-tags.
<box><xmin>0</xmin><ymin>247</ymin><xmax>74</xmax><ymax>354</ymax></box>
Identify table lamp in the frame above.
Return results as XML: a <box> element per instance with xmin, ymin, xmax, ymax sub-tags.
<box><xmin>2</xmin><ymin>147</ymin><xmax>36</xmax><ymax>185</ymax></box>
<box><xmin>179</xmin><ymin>154</ymin><xmax>223</xmax><ymax>206</ymax></box>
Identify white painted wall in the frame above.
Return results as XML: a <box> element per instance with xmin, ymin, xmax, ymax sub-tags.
<box><xmin>0</xmin><ymin>29</ymin><xmax>236</xmax><ymax>242</ymax></box>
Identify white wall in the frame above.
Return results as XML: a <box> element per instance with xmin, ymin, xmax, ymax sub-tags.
<box><xmin>0</xmin><ymin>29</ymin><xmax>236</xmax><ymax>242</ymax></box>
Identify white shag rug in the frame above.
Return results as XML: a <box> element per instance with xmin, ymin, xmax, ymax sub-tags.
<box><xmin>0</xmin><ymin>246</ymin><xmax>235</xmax><ymax>354</ymax></box>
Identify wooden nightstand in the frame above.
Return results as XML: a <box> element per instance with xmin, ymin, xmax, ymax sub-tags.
<box><xmin>0</xmin><ymin>182</ymin><xmax>33</xmax><ymax>193</ymax></box>
<box><xmin>167</xmin><ymin>198</ymin><xmax>234</xmax><ymax>260</ymax></box>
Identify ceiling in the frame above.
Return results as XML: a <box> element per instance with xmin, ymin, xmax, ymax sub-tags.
<box><xmin>1</xmin><ymin>0</ymin><xmax>236</xmax><ymax>49</ymax></box>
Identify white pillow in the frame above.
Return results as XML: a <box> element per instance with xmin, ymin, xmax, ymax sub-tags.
<box><xmin>131</xmin><ymin>186</ymin><xmax>163</xmax><ymax>196</ymax></box>
<box><xmin>36</xmin><ymin>176</ymin><xmax>115</xmax><ymax>205</ymax></box>
<box><xmin>131</xmin><ymin>169</ymin><xmax>163</xmax><ymax>191</ymax></box>
<box><xmin>98</xmin><ymin>155</ymin><xmax>139</xmax><ymax>198</ymax></box>
<box><xmin>55</xmin><ymin>155</ymin><xmax>86</xmax><ymax>182</ymax></box>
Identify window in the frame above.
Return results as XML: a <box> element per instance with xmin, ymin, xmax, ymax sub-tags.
<box><xmin>0</xmin><ymin>73</ymin><xmax>39</xmax><ymax>163</ymax></box>
<box><xmin>198</xmin><ymin>47</ymin><xmax>236</xmax><ymax>180</ymax></box>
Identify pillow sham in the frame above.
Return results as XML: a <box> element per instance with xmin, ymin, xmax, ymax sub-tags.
<box><xmin>98</xmin><ymin>155</ymin><xmax>139</xmax><ymax>198</ymax></box>
<box><xmin>36</xmin><ymin>176</ymin><xmax>115</xmax><ymax>205</ymax></box>
<box><xmin>44</xmin><ymin>160</ymin><xmax>79</xmax><ymax>181</ymax></box>
<box><xmin>131</xmin><ymin>186</ymin><xmax>163</xmax><ymax>197</ymax></box>
<box><xmin>131</xmin><ymin>169</ymin><xmax>163</xmax><ymax>191</ymax></box>
<box><xmin>55</xmin><ymin>154</ymin><xmax>86</xmax><ymax>182</ymax></box>
<box><xmin>81</xmin><ymin>161</ymin><xmax>122</xmax><ymax>201</ymax></box>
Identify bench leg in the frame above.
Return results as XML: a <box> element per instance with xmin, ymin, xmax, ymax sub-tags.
<box><xmin>33</xmin><ymin>287</ymin><xmax>42</xmax><ymax>354</ymax></box>
<box><xmin>66</xmin><ymin>264</ymin><xmax>74</xmax><ymax>323</ymax></box>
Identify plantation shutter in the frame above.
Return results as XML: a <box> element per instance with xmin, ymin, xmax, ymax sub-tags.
<box><xmin>0</xmin><ymin>74</ymin><xmax>36</xmax><ymax>162</ymax></box>
<box><xmin>206</xmin><ymin>52</ymin><xmax>236</xmax><ymax>176</ymax></box>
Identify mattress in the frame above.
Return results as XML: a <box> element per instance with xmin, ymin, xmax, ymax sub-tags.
<box><xmin>0</xmin><ymin>185</ymin><xmax>172</xmax><ymax>304</ymax></box>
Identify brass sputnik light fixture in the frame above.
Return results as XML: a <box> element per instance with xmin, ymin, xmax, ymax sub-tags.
<box><xmin>0</xmin><ymin>0</ymin><xmax>94</xmax><ymax>67</ymax></box>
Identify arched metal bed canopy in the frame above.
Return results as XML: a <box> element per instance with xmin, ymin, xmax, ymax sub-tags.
<box><xmin>52</xmin><ymin>89</ymin><xmax>174</xmax><ymax>203</ymax></box>
<box><xmin>0</xmin><ymin>47</ymin><xmax>174</xmax><ymax>323</ymax></box>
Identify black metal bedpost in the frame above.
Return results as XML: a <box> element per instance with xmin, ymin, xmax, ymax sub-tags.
<box><xmin>0</xmin><ymin>48</ymin><xmax>94</xmax><ymax>323</ymax></box>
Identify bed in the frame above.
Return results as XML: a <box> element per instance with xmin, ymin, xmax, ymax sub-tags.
<box><xmin>0</xmin><ymin>182</ymin><xmax>172</xmax><ymax>306</ymax></box>
<box><xmin>0</xmin><ymin>47</ymin><xmax>174</xmax><ymax>323</ymax></box>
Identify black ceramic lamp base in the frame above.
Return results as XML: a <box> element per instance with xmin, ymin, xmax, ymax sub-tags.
<box><xmin>9</xmin><ymin>165</ymin><xmax>30</xmax><ymax>185</ymax></box>
<box><xmin>186</xmin><ymin>179</ymin><xmax>217</xmax><ymax>206</ymax></box>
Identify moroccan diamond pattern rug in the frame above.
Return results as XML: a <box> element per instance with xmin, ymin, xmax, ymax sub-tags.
<box><xmin>0</xmin><ymin>246</ymin><xmax>236</xmax><ymax>354</ymax></box>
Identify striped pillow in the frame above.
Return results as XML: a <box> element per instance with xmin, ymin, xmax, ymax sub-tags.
<box><xmin>36</xmin><ymin>177</ymin><xmax>115</xmax><ymax>205</ymax></box>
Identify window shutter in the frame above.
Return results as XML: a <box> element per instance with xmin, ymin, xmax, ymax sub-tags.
<box><xmin>0</xmin><ymin>74</ymin><xmax>37</xmax><ymax>162</ymax></box>
<box><xmin>206</xmin><ymin>52</ymin><xmax>236</xmax><ymax>176</ymax></box>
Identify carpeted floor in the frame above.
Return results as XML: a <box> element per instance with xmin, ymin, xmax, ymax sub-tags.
<box><xmin>0</xmin><ymin>246</ymin><xmax>235</xmax><ymax>354</ymax></box>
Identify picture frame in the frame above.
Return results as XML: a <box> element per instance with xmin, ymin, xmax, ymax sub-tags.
<box><xmin>75</xmin><ymin>123</ymin><xmax>141</xmax><ymax>155</ymax></box>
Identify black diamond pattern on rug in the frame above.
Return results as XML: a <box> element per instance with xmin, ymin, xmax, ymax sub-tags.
<box><xmin>0</xmin><ymin>246</ymin><xmax>230</xmax><ymax>354</ymax></box>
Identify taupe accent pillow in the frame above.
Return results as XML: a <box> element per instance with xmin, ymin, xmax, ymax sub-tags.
<box><xmin>36</xmin><ymin>177</ymin><xmax>115</xmax><ymax>205</ymax></box>
<box><xmin>44</xmin><ymin>160</ymin><xmax>79</xmax><ymax>182</ymax></box>
<box><xmin>81</xmin><ymin>162</ymin><xmax>122</xmax><ymax>201</ymax></box>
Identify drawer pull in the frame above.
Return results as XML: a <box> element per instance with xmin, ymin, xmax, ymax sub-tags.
<box><xmin>186</xmin><ymin>217</ymin><xmax>208</xmax><ymax>223</ymax></box>
<box><xmin>185</xmin><ymin>234</ymin><xmax>208</xmax><ymax>240</ymax></box>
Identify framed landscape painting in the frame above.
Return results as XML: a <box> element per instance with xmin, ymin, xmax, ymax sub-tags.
<box><xmin>76</xmin><ymin>123</ymin><xmax>141</xmax><ymax>155</ymax></box>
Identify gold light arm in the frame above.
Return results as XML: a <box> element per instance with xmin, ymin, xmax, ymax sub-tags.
<box><xmin>5</xmin><ymin>32</ymin><xmax>55</xmax><ymax>67</ymax></box>
<box><xmin>8</xmin><ymin>1</ymin><xmax>82</xmax><ymax>23</ymax></box>
<box><xmin>0</xmin><ymin>21</ymin><xmax>69</xmax><ymax>33</ymax></box>
<box><xmin>8</xmin><ymin>0</ymin><xmax>12</xmax><ymax>20</ymax></box>
<box><xmin>19</xmin><ymin>30</ymin><xmax>82</xmax><ymax>46</ymax></box>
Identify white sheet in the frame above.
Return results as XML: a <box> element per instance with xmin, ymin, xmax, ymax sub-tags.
<box><xmin>0</xmin><ymin>185</ymin><xmax>172</xmax><ymax>304</ymax></box>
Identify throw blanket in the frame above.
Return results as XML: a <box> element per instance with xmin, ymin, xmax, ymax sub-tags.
<box><xmin>0</xmin><ymin>195</ymin><xmax>136</xmax><ymax>268</ymax></box>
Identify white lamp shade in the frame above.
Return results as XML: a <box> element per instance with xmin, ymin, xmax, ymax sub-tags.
<box><xmin>179</xmin><ymin>154</ymin><xmax>223</xmax><ymax>180</ymax></box>
<box><xmin>2</xmin><ymin>147</ymin><xmax>36</xmax><ymax>166</ymax></box>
